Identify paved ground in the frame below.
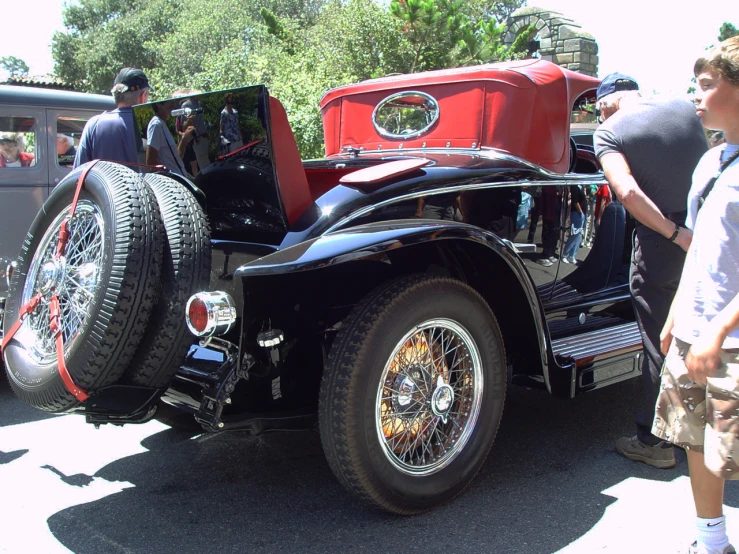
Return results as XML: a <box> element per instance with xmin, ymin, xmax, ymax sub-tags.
<box><xmin>3</xmin><ymin>374</ymin><xmax>739</xmax><ymax>554</ymax></box>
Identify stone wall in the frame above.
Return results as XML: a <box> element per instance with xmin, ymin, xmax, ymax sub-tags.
<box><xmin>503</xmin><ymin>6</ymin><xmax>599</xmax><ymax>77</ymax></box>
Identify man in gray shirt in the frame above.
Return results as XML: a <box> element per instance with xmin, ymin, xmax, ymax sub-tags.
<box><xmin>74</xmin><ymin>68</ymin><xmax>151</xmax><ymax>168</ymax></box>
<box><xmin>593</xmin><ymin>72</ymin><xmax>707</xmax><ymax>468</ymax></box>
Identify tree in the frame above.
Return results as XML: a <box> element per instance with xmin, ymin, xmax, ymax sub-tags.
<box><xmin>463</xmin><ymin>0</ymin><xmax>527</xmax><ymax>26</ymax></box>
<box><xmin>0</xmin><ymin>56</ymin><xmax>30</xmax><ymax>78</ymax></box>
<box><xmin>719</xmin><ymin>22</ymin><xmax>738</xmax><ymax>42</ymax></box>
<box><xmin>50</xmin><ymin>0</ymin><xmax>528</xmax><ymax>156</ymax></box>
<box><xmin>52</xmin><ymin>0</ymin><xmax>183</xmax><ymax>93</ymax></box>
<box><xmin>688</xmin><ymin>22</ymin><xmax>739</xmax><ymax>95</ymax></box>
<box><xmin>389</xmin><ymin>0</ymin><xmax>531</xmax><ymax>73</ymax></box>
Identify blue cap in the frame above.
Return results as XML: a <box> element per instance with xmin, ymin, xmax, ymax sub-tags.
<box><xmin>596</xmin><ymin>72</ymin><xmax>639</xmax><ymax>101</ymax></box>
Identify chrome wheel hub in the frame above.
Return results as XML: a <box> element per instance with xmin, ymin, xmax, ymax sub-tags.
<box><xmin>38</xmin><ymin>259</ymin><xmax>65</xmax><ymax>296</ymax></box>
<box><xmin>376</xmin><ymin>319</ymin><xmax>483</xmax><ymax>476</ymax></box>
<box><xmin>431</xmin><ymin>376</ymin><xmax>455</xmax><ymax>423</ymax></box>
<box><xmin>18</xmin><ymin>201</ymin><xmax>104</xmax><ymax>365</ymax></box>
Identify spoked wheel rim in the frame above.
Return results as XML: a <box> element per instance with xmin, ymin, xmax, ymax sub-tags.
<box><xmin>375</xmin><ymin>318</ymin><xmax>484</xmax><ymax>476</ymax></box>
<box><xmin>18</xmin><ymin>200</ymin><xmax>104</xmax><ymax>365</ymax></box>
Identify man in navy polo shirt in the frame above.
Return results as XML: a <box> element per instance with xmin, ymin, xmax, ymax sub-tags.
<box><xmin>73</xmin><ymin>68</ymin><xmax>152</xmax><ymax>168</ymax></box>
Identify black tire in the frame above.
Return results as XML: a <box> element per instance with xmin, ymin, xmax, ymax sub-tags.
<box><xmin>123</xmin><ymin>173</ymin><xmax>211</xmax><ymax>388</ymax></box>
<box><xmin>3</xmin><ymin>162</ymin><xmax>163</xmax><ymax>412</ymax></box>
<box><xmin>319</xmin><ymin>275</ymin><xmax>506</xmax><ymax>514</ymax></box>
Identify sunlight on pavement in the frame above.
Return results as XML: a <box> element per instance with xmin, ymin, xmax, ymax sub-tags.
<box><xmin>0</xmin><ymin>414</ymin><xmax>170</xmax><ymax>554</ymax></box>
<box><xmin>556</xmin><ymin>476</ymin><xmax>739</xmax><ymax>553</ymax></box>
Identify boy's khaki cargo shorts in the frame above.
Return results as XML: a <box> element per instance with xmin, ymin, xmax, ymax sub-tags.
<box><xmin>652</xmin><ymin>338</ymin><xmax>739</xmax><ymax>479</ymax></box>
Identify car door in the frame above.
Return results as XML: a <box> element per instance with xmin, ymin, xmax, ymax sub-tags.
<box><xmin>0</xmin><ymin>106</ymin><xmax>47</xmax><ymax>298</ymax></box>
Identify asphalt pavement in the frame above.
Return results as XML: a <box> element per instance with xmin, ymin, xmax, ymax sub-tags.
<box><xmin>3</xmin><ymin>373</ymin><xmax>739</xmax><ymax>554</ymax></box>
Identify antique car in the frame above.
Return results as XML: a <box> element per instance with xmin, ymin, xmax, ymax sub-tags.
<box><xmin>1</xmin><ymin>59</ymin><xmax>641</xmax><ymax>514</ymax></box>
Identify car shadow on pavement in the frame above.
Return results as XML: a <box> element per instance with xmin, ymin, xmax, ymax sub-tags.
<box><xmin>35</xmin><ymin>377</ymin><xmax>729</xmax><ymax>554</ymax></box>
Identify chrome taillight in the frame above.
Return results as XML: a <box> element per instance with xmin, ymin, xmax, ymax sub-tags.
<box><xmin>185</xmin><ymin>291</ymin><xmax>237</xmax><ymax>337</ymax></box>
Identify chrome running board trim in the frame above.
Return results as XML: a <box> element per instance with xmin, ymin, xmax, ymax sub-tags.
<box><xmin>551</xmin><ymin>321</ymin><xmax>641</xmax><ymax>362</ymax></box>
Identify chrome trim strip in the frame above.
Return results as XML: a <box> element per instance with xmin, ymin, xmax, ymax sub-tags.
<box><xmin>325</xmin><ymin>177</ymin><xmax>606</xmax><ymax>235</ymax></box>
<box><xmin>327</xmin><ymin>147</ymin><xmax>605</xmax><ymax>181</ymax></box>
<box><xmin>512</xmin><ymin>242</ymin><xmax>537</xmax><ymax>253</ymax></box>
<box><xmin>551</xmin><ymin>322</ymin><xmax>641</xmax><ymax>359</ymax></box>
<box><xmin>543</xmin><ymin>292</ymin><xmax>632</xmax><ymax>313</ymax></box>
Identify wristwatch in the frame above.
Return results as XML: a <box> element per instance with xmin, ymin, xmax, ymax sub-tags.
<box><xmin>668</xmin><ymin>224</ymin><xmax>680</xmax><ymax>242</ymax></box>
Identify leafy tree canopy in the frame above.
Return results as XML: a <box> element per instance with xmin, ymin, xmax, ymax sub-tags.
<box><xmin>52</xmin><ymin>0</ymin><xmax>527</xmax><ymax>157</ymax></box>
<box><xmin>0</xmin><ymin>56</ymin><xmax>30</xmax><ymax>78</ymax></box>
<box><xmin>719</xmin><ymin>22</ymin><xmax>738</xmax><ymax>42</ymax></box>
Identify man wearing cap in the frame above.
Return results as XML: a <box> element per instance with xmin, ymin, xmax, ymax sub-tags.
<box><xmin>73</xmin><ymin>68</ymin><xmax>152</xmax><ymax>168</ymax></box>
<box><xmin>593</xmin><ymin>72</ymin><xmax>708</xmax><ymax>468</ymax></box>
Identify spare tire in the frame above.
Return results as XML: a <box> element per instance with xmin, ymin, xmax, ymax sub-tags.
<box><xmin>2</xmin><ymin>162</ymin><xmax>163</xmax><ymax>412</ymax></box>
<box><xmin>123</xmin><ymin>173</ymin><xmax>211</xmax><ymax>388</ymax></box>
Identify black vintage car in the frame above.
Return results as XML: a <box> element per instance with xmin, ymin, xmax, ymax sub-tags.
<box><xmin>2</xmin><ymin>60</ymin><xmax>639</xmax><ymax>514</ymax></box>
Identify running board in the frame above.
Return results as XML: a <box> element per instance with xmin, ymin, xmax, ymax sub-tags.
<box><xmin>552</xmin><ymin>322</ymin><xmax>641</xmax><ymax>363</ymax></box>
<box><xmin>551</xmin><ymin>322</ymin><xmax>642</xmax><ymax>395</ymax></box>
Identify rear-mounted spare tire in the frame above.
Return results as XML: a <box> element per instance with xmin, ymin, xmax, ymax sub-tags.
<box><xmin>2</xmin><ymin>162</ymin><xmax>163</xmax><ymax>413</ymax></box>
<box><xmin>123</xmin><ymin>173</ymin><xmax>211</xmax><ymax>389</ymax></box>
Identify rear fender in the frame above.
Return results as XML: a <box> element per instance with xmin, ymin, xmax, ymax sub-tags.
<box><xmin>235</xmin><ymin>220</ymin><xmax>551</xmax><ymax>391</ymax></box>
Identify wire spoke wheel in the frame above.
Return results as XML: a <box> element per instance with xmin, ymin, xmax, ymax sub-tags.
<box><xmin>376</xmin><ymin>319</ymin><xmax>483</xmax><ymax>475</ymax></box>
<box><xmin>3</xmin><ymin>161</ymin><xmax>163</xmax><ymax>413</ymax></box>
<box><xmin>18</xmin><ymin>201</ymin><xmax>103</xmax><ymax>365</ymax></box>
<box><xmin>320</xmin><ymin>275</ymin><xmax>506</xmax><ymax>514</ymax></box>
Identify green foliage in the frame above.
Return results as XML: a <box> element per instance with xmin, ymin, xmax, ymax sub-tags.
<box><xmin>463</xmin><ymin>0</ymin><xmax>526</xmax><ymax>25</ymax></box>
<box><xmin>0</xmin><ymin>56</ymin><xmax>30</xmax><ymax>78</ymax></box>
<box><xmin>389</xmin><ymin>0</ymin><xmax>530</xmax><ymax>71</ymax></box>
<box><xmin>260</xmin><ymin>8</ymin><xmax>296</xmax><ymax>54</ymax></box>
<box><xmin>52</xmin><ymin>0</ymin><xmax>527</xmax><ymax>157</ymax></box>
<box><xmin>688</xmin><ymin>22</ymin><xmax>739</xmax><ymax>95</ymax></box>
<box><xmin>719</xmin><ymin>22</ymin><xmax>738</xmax><ymax>42</ymax></box>
<box><xmin>509</xmin><ymin>23</ymin><xmax>537</xmax><ymax>54</ymax></box>
<box><xmin>53</xmin><ymin>0</ymin><xmax>183</xmax><ymax>93</ymax></box>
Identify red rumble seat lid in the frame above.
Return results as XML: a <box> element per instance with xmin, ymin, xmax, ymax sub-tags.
<box><xmin>320</xmin><ymin>59</ymin><xmax>600</xmax><ymax>174</ymax></box>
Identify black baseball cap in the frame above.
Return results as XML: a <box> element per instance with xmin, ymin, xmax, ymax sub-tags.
<box><xmin>596</xmin><ymin>72</ymin><xmax>639</xmax><ymax>101</ymax></box>
<box><xmin>113</xmin><ymin>68</ymin><xmax>154</xmax><ymax>93</ymax></box>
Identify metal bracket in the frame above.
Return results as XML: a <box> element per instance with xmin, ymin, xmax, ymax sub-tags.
<box><xmin>341</xmin><ymin>145</ymin><xmax>364</xmax><ymax>158</ymax></box>
<box><xmin>194</xmin><ymin>338</ymin><xmax>240</xmax><ymax>432</ymax></box>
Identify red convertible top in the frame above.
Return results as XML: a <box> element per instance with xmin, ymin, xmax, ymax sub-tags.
<box><xmin>320</xmin><ymin>59</ymin><xmax>600</xmax><ymax>173</ymax></box>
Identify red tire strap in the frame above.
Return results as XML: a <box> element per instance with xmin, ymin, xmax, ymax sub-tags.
<box><xmin>49</xmin><ymin>294</ymin><xmax>89</xmax><ymax>402</ymax></box>
<box><xmin>56</xmin><ymin>160</ymin><xmax>99</xmax><ymax>259</ymax></box>
<box><xmin>51</xmin><ymin>160</ymin><xmax>97</xmax><ymax>400</ymax></box>
<box><xmin>0</xmin><ymin>293</ymin><xmax>42</xmax><ymax>353</ymax></box>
